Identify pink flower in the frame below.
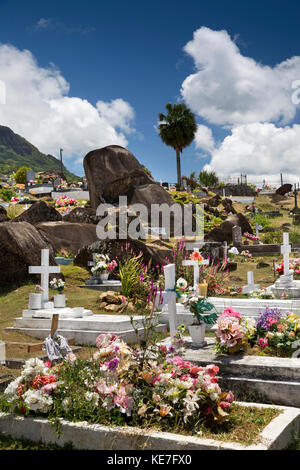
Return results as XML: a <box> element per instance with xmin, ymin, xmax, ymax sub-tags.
<box><xmin>220</xmin><ymin>401</ymin><xmax>231</xmax><ymax>410</ymax></box>
<box><xmin>258</xmin><ymin>337</ymin><xmax>268</xmax><ymax>348</ymax></box>
<box><xmin>205</xmin><ymin>364</ymin><xmax>219</xmax><ymax>377</ymax></box>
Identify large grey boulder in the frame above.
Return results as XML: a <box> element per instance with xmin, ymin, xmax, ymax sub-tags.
<box><xmin>83</xmin><ymin>145</ymin><xmax>154</xmax><ymax>208</ymax></box>
<box><xmin>12</xmin><ymin>201</ymin><xmax>62</xmax><ymax>225</ymax></box>
<box><xmin>0</xmin><ymin>222</ymin><xmax>56</xmax><ymax>286</ymax></box>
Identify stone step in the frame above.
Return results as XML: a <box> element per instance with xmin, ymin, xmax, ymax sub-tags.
<box><xmin>179</xmin><ymin>338</ymin><xmax>300</xmax><ymax>407</ymax></box>
<box><xmin>218</xmin><ymin>376</ymin><xmax>300</xmax><ymax>408</ymax></box>
<box><xmin>12</xmin><ymin>314</ymin><xmax>145</xmax><ymax>332</ymax></box>
<box><xmin>6</xmin><ymin>324</ymin><xmax>166</xmax><ymax>346</ymax></box>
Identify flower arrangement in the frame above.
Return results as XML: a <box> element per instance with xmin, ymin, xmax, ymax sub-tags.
<box><xmin>248</xmin><ymin>287</ymin><xmax>275</xmax><ymax>299</ymax></box>
<box><xmin>215</xmin><ymin>308</ymin><xmax>250</xmax><ymax>354</ymax></box>
<box><xmin>56</xmin><ymin>249</ymin><xmax>74</xmax><ymax>259</ymax></box>
<box><xmin>1</xmin><ymin>330</ymin><xmax>235</xmax><ymax>432</ymax></box>
<box><xmin>91</xmin><ymin>254</ymin><xmax>110</xmax><ymax>276</ymax></box>
<box><xmin>244</xmin><ymin>232</ymin><xmax>259</xmax><ymax>241</ymax></box>
<box><xmin>10</xmin><ymin>196</ymin><xmax>19</xmax><ymax>204</ymax></box>
<box><xmin>239</xmin><ymin>250</ymin><xmax>252</xmax><ymax>262</ymax></box>
<box><xmin>184</xmin><ymin>295</ymin><xmax>218</xmax><ymax>325</ymax></box>
<box><xmin>276</xmin><ymin>259</ymin><xmax>300</xmax><ymax>279</ymax></box>
<box><xmin>55</xmin><ymin>194</ymin><xmax>77</xmax><ymax>208</ymax></box>
<box><xmin>49</xmin><ymin>278</ymin><xmax>65</xmax><ymax>292</ymax></box>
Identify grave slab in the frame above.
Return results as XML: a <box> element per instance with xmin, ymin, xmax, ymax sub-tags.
<box><xmin>0</xmin><ymin>404</ymin><xmax>299</xmax><ymax>450</ymax></box>
<box><xmin>7</xmin><ymin>314</ymin><xmax>165</xmax><ymax>345</ymax></box>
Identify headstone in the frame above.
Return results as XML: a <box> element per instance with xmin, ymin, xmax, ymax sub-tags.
<box><xmin>28</xmin><ymin>249</ymin><xmax>60</xmax><ymax>306</ymax></box>
<box><xmin>242</xmin><ymin>271</ymin><xmax>260</xmax><ymax>294</ymax></box>
<box><xmin>26</xmin><ymin>170</ymin><xmax>35</xmax><ymax>184</ymax></box>
<box><xmin>223</xmin><ymin>241</ymin><xmax>228</xmax><ymax>263</ymax></box>
<box><xmin>0</xmin><ymin>341</ymin><xmax>5</xmax><ymax>365</ymax></box>
<box><xmin>232</xmin><ymin>225</ymin><xmax>242</xmax><ymax>246</ymax></box>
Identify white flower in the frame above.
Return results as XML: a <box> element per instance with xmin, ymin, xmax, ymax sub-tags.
<box><xmin>62</xmin><ymin>397</ymin><xmax>71</xmax><ymax>409</ymax></box>
<box><xmin>21</xmin><ymin>358</ymin><xmax>48</xmax><ymax>379</ymax></box>
<box><xmin>228</xmin><ymin>247</ymin><xmax>239</xmax><ymax>255</ymax></box>
<box><xmin>176</xmin><ymin>278</ymin><xmax>187</xmax><ymax>289</ymax></box>
<box><xmin>4</xmin><ymin>376</ymin><xmax>23</xmax><ymax>398</ymax></box>
<box><xmin>85</xmin><ymin>392</ymin><xmax>99</xmax><ymax>407</ymax></box>
<box><xmin>23</xmin><ymin>389</ymin><xmax>53</xmax><ymax>413</ymax></box>
<box><xmin>209</xmin><ymin>392</ymin><xmax>219</xmax><ymax>401</ymax></box>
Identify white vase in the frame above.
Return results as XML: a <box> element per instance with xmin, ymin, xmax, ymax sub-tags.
<box><xmin>54</xmin><ymin>293</ymin><xmax>66</xmax><ymax>308</ymax></box>
<box><xmin>100</xmin><ymin>272</ymin><xmax>109</xmax><ymax>281</ymax></box>
<box><xmin>29</xmin><ymin>293</ymin><xmax>42</xmax><ymax>310</ymax></box>
<box><xmin>188</xmin><ymin>323</ymin><xmax>207</xmax><ymax>347</ymax></box>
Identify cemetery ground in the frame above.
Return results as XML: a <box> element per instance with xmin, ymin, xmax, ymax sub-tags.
<box><xmin>2</xmin><ymin>192</ymin><xmax>300</xmax><ymax>450</ymax></box>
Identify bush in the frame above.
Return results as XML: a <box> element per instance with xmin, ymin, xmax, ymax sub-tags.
<box><xmin>0</xmin><ymin>187</ymin><xmax>16</xmax><ymax>202</ymax></box>
<box><xmin>14</xmin><ymin>167</ymin><xmax>32</xmax><ymax>184</ymax></box>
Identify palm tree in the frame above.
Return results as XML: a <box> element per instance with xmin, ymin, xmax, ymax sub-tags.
<box><xmin>198</xmin><ymin>169</ymin><xmax>219</xmax><ymax>188</ymax></box>
<box><xmin>158</xmin><ymin>103</ymin><xmax>197</xmax><ymax>188</ymax></box>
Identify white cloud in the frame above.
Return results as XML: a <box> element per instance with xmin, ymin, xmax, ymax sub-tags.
<box><xmin>181</xmin><ymin>27</ymin><xmax>300</xmax><ymax>126</ymax></box>
<box><xmin>0</xmin><ymin>44</ymin><xmax>136</xmax><ymax>163</ymax></box>
<box><xmin>194</xmin><ymin>124</ymin><xmax>215</xmax><ymax>153</ymax></box>
<box><xmin>205</xmin><ymin>122</ymin><xmax>300</xmax><ymax>184</ymax></box>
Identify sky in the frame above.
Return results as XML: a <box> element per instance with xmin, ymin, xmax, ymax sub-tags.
<box><xmin>1</xmin><ymin>0</ymin><xmax>300</xmax><ymax>186</ymax></box>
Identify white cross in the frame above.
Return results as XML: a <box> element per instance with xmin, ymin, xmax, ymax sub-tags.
<box><xmin>223</xmin><ymin>241</ymin><xmax>228</xmax><ymax>263</ymax></box>
<box><xmin>29</xmin><ymin>249</ymin><xmax>60</xmax><ymax>306</ymax></box>
<box><xmin>242</xmin><ymin>271</ymin><xmax>260</xmax><ymax>294</ymax></box>
<box><xmin>255</xmin><ymin>223</ymin><xmax>262</xmax><ymax>239</ymax></box>
<box><xmin>88</xmin><ymin>253</ymin><xmax>98</xmax><ymax>268</ymax></box>
<box><xmin>155</xmin><ymin>264</ymin><xmax>177</xmax><ymax>336</ymax></box>
<box><xmin>182</xmin><ymin>248</ymin><xmax>209</xmax><ymax>293</ymax></box>
<box><xmin>281</xmin><ymin>232</ymin><xmax>292</xmax><ymax>277</ymax></box>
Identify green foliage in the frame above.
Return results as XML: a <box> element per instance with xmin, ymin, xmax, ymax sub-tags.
<box><xmin>198</xmin><ymin>170</ymin><xmax>219</xmax><ymax>187</ymax></box>
<box><xmin>158</xmin><ymin>103</ymin><xmax>197</xmax><ymax>186</ymax></box>
<box><xmin>289</xmin><ymin>227</ymin><xmax>300</xmax><ymax>244</ymax></box>
<box><xmin>252</xmin><ymin>213</ymin><xmax>271</xmax><ymax>229</ymax></box>
<box><xmin>158</xmin><ymin>103</ymin><xmax>197</xmax><ymax>152</ymax></box>
<box><xmin>14</xmin><ymin>166</ymin><xmax>32</xmax><ymax>184</ymax></box>
<box><xmin>119</xmin><ymin>255</ymin><xmax>144</xmax><ymax>299</ymax></box>
<box><xmin>261</xmin><ymin>231</ymin><xmax>282</xmax><ymax>244</ymax></box>
<box><xmin>0</xmin><ymin>187</ymin><xmax>16</xmax><ymax>202</ymax></box>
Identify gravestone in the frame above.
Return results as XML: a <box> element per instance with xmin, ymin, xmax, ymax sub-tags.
<box><xmin>242</xmin><ymin>271</ymin><xmax>260</xmax><ymax>294</ymax></box>
<box><xmin>26</xmin><ymin>170</ymin><xmax>35</xmax><ymax>185</ymax></box>
<box><xmin>232</xmin><ymin>225</ymin><xmax>242</xmax><ymax>246</ymax></box>
<box><xmin>29</xmin><ymin>249</ymin><xmax>60</xmax><ymax>307</ymax></box>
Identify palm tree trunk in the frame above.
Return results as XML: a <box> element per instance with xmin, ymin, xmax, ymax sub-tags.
<box><xmin>176</xmin><ymin>149</ymin><xmax>181</xmax><ymax>188</ymax></box>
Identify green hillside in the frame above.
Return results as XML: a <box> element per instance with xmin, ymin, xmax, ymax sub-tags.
<box><xmin>0</xmin><ymin>126</ymin><xmax>79</xmax><ymax>181</ymax></box>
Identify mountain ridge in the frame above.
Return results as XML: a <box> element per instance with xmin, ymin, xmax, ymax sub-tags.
<box><xmin>0</xmin><ymin>125</ymin><xmax>79</xmax><ymax>181</ymax></box>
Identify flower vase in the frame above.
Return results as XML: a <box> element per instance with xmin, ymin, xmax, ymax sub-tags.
<box><xmin>28</xmin><ymin>293</ymin><xmax>42</xmax><ymax>310</ymax></box>
<box><xmin>100</xmin><ymin>272</ymin><xmax>109</xmax><ymax>281</ymax></box>
<box><xmin>54</xmin><ymin>293</ymin><xmax>66</xmax><ymax>308</ymax></box>
<box><xmin>188</xmin><ymin>323</ymin><xmax>207</xmax><ymax>347</ymax></box>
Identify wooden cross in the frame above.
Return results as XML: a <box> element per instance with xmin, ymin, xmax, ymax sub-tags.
<box><xmin>29</xmin><ymin>249</ymin><xmax>60</xmax><ymax>306</ymax></box>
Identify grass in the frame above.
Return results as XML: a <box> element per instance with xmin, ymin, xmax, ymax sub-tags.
<box><xmin>0</xmin><ymin>434</ymin><xmax>74</xmax><ymax>450</ymax></box>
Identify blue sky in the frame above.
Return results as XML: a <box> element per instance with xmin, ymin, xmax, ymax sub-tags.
<box><xmin>1</xmin><ymin>0</ymin><xmax>300</xmax><ymax>185</ymax></box>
